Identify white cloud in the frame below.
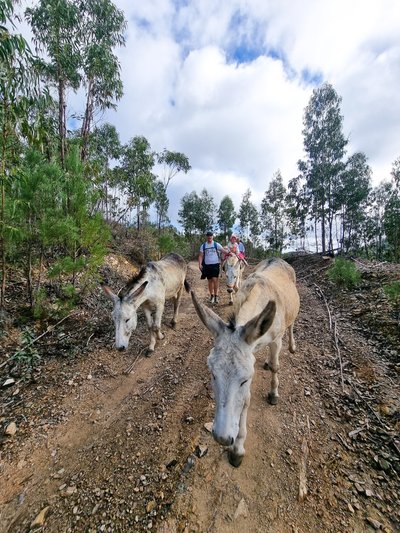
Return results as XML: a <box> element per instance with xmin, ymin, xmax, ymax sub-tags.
<box><xmin>18</xmin><ymin>0</ymin><xmax>400</xmax><ymax>226</ymax></box>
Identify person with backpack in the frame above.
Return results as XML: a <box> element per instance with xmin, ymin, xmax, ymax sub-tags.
<box><xmin>198</xmin><ymin>230</ymin><xmax>226</xmax><ymax>304</ymax></box>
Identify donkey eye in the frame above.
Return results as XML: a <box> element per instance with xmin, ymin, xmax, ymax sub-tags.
<box><xmin>240</xmin><ymin>380</ymin><xmax>248</xmax><ymax>387</ymax></box>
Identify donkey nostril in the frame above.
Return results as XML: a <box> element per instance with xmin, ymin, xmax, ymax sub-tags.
<box><xmin>230</xmin><ymin>437</ymin><xmax>234</xmax><ymax>445</ymax></box>
<box><xmin>117</xmin><ymin>346</ymin><xmax>126</xmax><ymax>351</ymax></box>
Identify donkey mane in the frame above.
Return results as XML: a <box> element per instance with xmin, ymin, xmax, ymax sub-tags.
<box><xmin>119</xmin><ymin>265</ymin><xmax>148</xmax><ymax>298</ymax></box>
<box><xmin>257</xmin><ymin>257</ymin><xmax>278</xmax><ymax>270</ymax></box>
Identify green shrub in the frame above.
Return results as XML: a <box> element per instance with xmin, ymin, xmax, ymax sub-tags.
<box><xmin>11</xmin><ymin>327</ymin><xmax>41</xmax><ymax>374</ymax></box>
<box><xmin>327</xmin><ymin>258</ymin><xmax>361</xmax><ymax>288</ymax></box>
<box><xmin>32</xmin><ymin>288</ymin><xmax>47</xmax><ymax>319</ymax></box>
<box><xmin>384</xmin><ymin>280</ymin><xmax>400</xmax><ymax>308</ymax></box>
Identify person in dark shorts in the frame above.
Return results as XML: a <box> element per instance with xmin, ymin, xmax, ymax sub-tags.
<box><xmin>198</xmin><ymin>231</ymin><xmax>226</xmax><ymax>304</ymax></box>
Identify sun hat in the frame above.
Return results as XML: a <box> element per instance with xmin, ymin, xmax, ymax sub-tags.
<box><xmin>230</xmin><ymin>234</ymin><xmax>237</xmax><ymax>240</ymax></box>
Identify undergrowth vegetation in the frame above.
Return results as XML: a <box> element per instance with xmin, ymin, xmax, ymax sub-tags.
<box><xmin>327</xmin><ymin>257</ymin><xmax>361</xmax><ymax>288</ymax></box>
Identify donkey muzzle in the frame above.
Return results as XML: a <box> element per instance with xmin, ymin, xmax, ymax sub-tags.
<box><xmin>212</xmin><ymin>429</ymin><xmax>234</xmax><ymax>447</ymax></box>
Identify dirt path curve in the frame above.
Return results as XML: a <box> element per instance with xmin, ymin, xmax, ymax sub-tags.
<box><xmin>0</xmin><ymin>258</ymin><xmax>399</xmax><ymax>532</ymax></box>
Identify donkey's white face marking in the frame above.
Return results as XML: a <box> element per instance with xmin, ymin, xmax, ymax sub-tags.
<box><xmin>225</xmin><ymin>256</ymin><xmax>240</xmax><ymax>290</ymax></box>
<box><xmin>112</xmin><ymin>299</ymin><xmax>138</xmax><ymax>350</ymax></box>
<box><xmin>208</xmin><ymin>336</ymin><xmax>255</xmax><ymax>446</ymax></box>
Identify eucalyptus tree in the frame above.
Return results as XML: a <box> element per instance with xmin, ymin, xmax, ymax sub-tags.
<box><xmin>154</xmin><ymin>180</ymin><xmax>170</xmax><ymax>232</ymax></box>
<box><xmin>178</xmin><ymin>191</ymin><xmax>200</xmax><ymax>237</ymax></box>
<box><xmin>337</xmin><ymin>152</ymin><xmax>371</xmax><ymax>253</ymax></box>
<box><xmin>198</xmin><ymin>189</ymin><xmax>216</xmax><ymax>234</ymax></box>
<box><xmin>155</xmin><ymin>149</ymin><xmax>191</xmax><ymax>232</ymax></box>
<box><xmin>77</xmin><ymin>0</ymin><xmax>126</xmax><ymax>161</ymax></box>
<box><xmin>158</xmin><ymin>149</ymin><xmax>191</xmax><ymax>189</ymax></box>
<box><xmin>238</xmin><ymin>188</ymin><xmax>260</xmax><ymax>244</ymax></box>
<box><xmin>26</xmin><ymin>0</ymin><xmax>81</xmax><ymax>168</ymax></box>
<box><xmin>363</xmin><ymin>182</ymin><xmax>391</xmax><ymax>259</ymax></box>
<box><xmin>384</xmin><ymin>157</ymin><xmax>400</xmax><ymax>261</ymax></box>
<box><xmin>260</xmin><ymin>171</ymin><xmax>287</xmax><ymax>253</ymax></box>
<box><xmin>118</xmin><ymin>136</ymin><xmax>156</xmax><ymax>230</ymax></box>
<box><xmin>299</xmin><ymin>83</ymin><xmax>348</xmax><ymax>253</ymax></box>
<box><xmin>217</xmin><ymin>195</ymin><xmax>236</xmax><ymax>237</ymax></box>
<box><xmin>178</xmin><ymin>189</ymin><xmax>216</xmax><ymax>237</ymax></box>
<box><xmin>89</xmin><ymin>123</ymin><xmax>121</xmax><ymax>220</ymax></box>
<box><xmin>286</xmin><ymin>175</ymin><xmax>311</xmax><ymax>250</ymax></box>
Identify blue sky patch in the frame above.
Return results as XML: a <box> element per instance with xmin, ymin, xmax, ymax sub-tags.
<box><xmin>230</xmin><ymin>43</ymin><xmax>261</xmax><ymax>64</ymax></box>
<box><xmin>227</xmin><ymin>10</ymin><xmax>264</xmax><ymax>64</ymax></box>
<box><xmin>133</xmin><ymin>16</ymin><xmax>152</xmax><ymax>32</ymax></box>
<box><xmin>301</xmin><ymin>68</ymin><xmax>323</xmax><ymax>86</ymax></box>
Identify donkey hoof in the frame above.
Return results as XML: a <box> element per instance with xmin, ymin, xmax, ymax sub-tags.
<box><xmin>228</xmin><ymin>451</ymin><xmax>244</xmax><ymax>468</ymax></box>
<box><xmin>267</xmin><ymin>392</ymin><xmax>279</xmax><ymax>405</ymax></box>
<box><xmin>145</xmin><ymin>348</ymin><xmax>154</xmax><ymax>357</ymax></box>
<box><xmin>229</xmin><ymin>301</ymin><xmax>233</xmax><ymax>306</ymax></box>
<box><xmin>170</xmin><ymin>320</ymin><xmax>177</xmax><ymax>330</ymax></box>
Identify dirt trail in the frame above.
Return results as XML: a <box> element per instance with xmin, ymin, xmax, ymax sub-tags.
<box><xmin>0</xmin><ymin>257</ymin><xmax>399</xmax><ymax>532</ymax></box>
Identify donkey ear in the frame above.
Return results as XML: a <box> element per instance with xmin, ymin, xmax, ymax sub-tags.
<box><xmin>240</xmin><ymin>301</ymin><xmax>276</xmax><ymax>345</ymax></box>
<box><xmin>126</xmin><ymin>280</ymin><xmax>148</xmax><ymax>302</ymax></box>
<box><xmin>102</xmin><ymin>285</ymin><xmax>119</xmax><ymax>304</ymax></box>
<box><xmin>189</xmin><ymin>288</ymin><xmax>226</xmax><ymax>338</ymax></box>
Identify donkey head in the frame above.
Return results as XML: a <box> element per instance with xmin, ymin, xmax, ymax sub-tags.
<box><xmin>224</xmin><ymin>255</ymin><xmax>241</xmax><ymax>293</ymax></box>
<box><xmin>102</xmin><ymin>281</ymin><xmax>148</xmax><ymax>350</ymax></box>
<box><xmin>189</xmin><ymin>287</ymin><xmax>276</xmax><ymax>448</ymax></box>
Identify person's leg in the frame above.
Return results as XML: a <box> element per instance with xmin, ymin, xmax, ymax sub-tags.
<box><xmin>207</xmin><ymin>278</ymin><xmax>214</xmax><ymax>301</ymax></box>
<box><xmin>212</xmin><ymin>276</ymin><xmax>220</xmax><ymax>303</ymax></box>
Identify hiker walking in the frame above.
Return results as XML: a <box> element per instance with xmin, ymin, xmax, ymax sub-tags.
<box><xmin>198</xmin><ymin>230</ymin><xmax>226</xmax><ymax>304</ymax></box>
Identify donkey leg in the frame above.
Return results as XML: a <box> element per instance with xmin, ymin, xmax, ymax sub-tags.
<box><xmin>143</xmin><ymin>307</ymin><xmax>157</xmax><ymax>355</ymax></box>
<box><xmin>228</xmin><ymin>396</ymin><xmax>250</xmax><ymax>467</ymax></box>
<box><xmin>288</xmin><ymin>323</ymin><xmax>296</xmax><ymax>353</ymax></box>
<box><xmin>267</xmin><ymin>338</ymin><xmax>282</xmax><ymax>405</ymax></box>
<box><xmin>229</xmin><ymin>291</ymin><xmax>234</xmax><ymax>306</ymax></box>
<box><xmin>171</xmin><ymin>286</ymin><xmax>183</xmax><ymax>329</ymax></box>
<box><xmin>153</xmin><ymin>303</ymin><xmax>165</xmax><ymax>341</ymax></box>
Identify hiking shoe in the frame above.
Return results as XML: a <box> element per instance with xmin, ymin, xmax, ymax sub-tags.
<box><xmin>214</xmin><ymin>295</ymin><xmax>219</xmax><ymax>305</ymax></box>
<box><xmin>209</xmin><ymin>295</ymin><xmax>215</xmax><ymax>303</ymax></box>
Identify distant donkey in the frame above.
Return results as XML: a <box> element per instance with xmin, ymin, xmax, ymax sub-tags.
<box><xmin>222</xmin><ymin>254</ymin><xmax>245</xmax><ymax>305</ymax></box>
<box><xmin>186</xmin><ymin>257</ymin><xmax>300</xmax><ymax>467</ymax></box>
<box><xmin>103</xmin><ymin>253</ymin><xmax>187</xmax><ymax>355</ymax></box>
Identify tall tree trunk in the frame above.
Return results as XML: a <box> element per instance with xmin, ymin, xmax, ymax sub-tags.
<box><xmin>328</xmin><ymin>215</ymin><xmax>334</xmax><ymax>254</ymax></box>
<box><xmin>0</xmin><ymin>102</ymin><xmax>9</xmax><ymax>311</ymax></box>
<box><xmin>27</xmin><ymin>242</ymin><xmax>33</xmax><ymax>307</ymax></box>
<box><xmin>321</xmin><ymin>211</ymin><xmax>326</xmax><ymax>253</ymax></box>
<box><xmin>313</xmin><ymin>217</ymin><xmax>318</xmax><ymax>253</ymax></box>
<box><xmin>81</xmin><ymin>79</ymin><xmax>94</xmax><ymax>162</ymax></box>
<box><xmin>58</xmin><ymin>75</ymin><xmax>66</xmax><ymax>168</ymax></box>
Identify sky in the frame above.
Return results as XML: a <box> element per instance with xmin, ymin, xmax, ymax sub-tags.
<box><xmin>18</xmin><ymin>0</ymin><xmax>400</xmax><ymax>228</ymax></box>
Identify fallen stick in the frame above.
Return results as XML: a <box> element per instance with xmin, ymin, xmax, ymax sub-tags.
<box><xmin>124</xmin><ymin>347</ymin><xmax>146</xmax><ymax>374</ymax></box>
<box><xmin>313</xmin><ymin>283</ymin><xmax>332</xmax><ymax>330</ymax></box>
<box><xmin>298</xmin><ymin>435</ymin><xmax>309</xmax><ymax>502</ymax></box>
